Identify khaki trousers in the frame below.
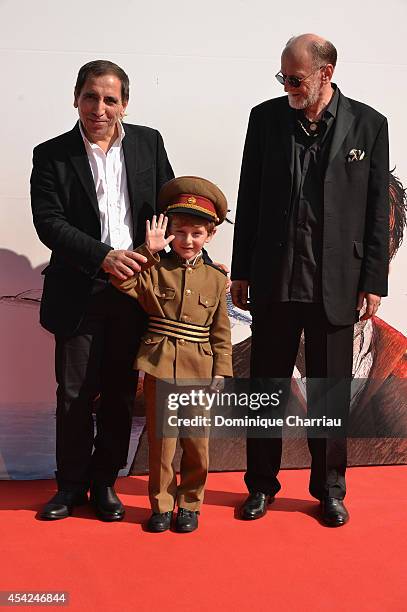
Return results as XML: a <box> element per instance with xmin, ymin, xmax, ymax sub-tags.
<box><xmin>143</xmin><ymin>374</ymin><xmax>209</xmax><ymax>513</ymax></box>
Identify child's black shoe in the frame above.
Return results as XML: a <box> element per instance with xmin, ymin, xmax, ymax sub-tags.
<box><xmin>175</xmin><ymin>508</ymin><xmax>199</xmax><ymax>532</ymax></box>
<box><xmin>147</xmin><ymin>511</ymin><xmax>173</xmax><ymax>532</ymax></box>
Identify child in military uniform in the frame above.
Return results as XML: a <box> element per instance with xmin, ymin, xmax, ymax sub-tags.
<box><xmin>111</xmin><ymin>176</ymin><xmax>232</xmax><ymax>532</ymax></box>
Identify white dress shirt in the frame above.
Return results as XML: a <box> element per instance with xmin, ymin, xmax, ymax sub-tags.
<box><xmin>79</xmin><ymin>121</ymin><xmax>133</xmax><ymax>250</ymax></box>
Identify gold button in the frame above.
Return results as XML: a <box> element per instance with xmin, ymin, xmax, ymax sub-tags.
<box><xmin>185</xmin><ymin>289</ymin><xmax>192</xmax><ymax>296</ymax></box>
<box><xmin>205</xmin><ymin>300</ymin><xmax>208</xmax><ymax>304</ymax></box>
<box><xmin>179</xmin><ymin>339</ymin><xmax>185</xmax><ymax>345</ymax></box>
<box><xmin>182</xmin><ymin>315</ymin><xmax>190</xmax><ymax>322</ymax></box>
<box><xmin>161</xmin><ymin>293</ymin><xmax>166</xmax><ymax>297</ymax></box>
<box><xmin>145</xmin><ymin>338</ymin><xmax>152</xmax><ymax>344</ymax></box>
<box><xmin>187</xmin><ymin>196</ymin><xmax>196</xmax><ymax>204</ymax></box>
<box><xmin>187</xmin><ymin>267</ymin><xmax>193</xmax><ymax>273</ymax></box>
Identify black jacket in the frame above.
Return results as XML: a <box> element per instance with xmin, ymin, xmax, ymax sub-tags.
<box><xmin>31</xmin><ymin>122</ymin><xmax>174</xmax><ymax>335</ymax></box>
<box><xmin>231</xmin><ymin>89</ymin><xmax>389</xmax><ymax>325</ymax></box>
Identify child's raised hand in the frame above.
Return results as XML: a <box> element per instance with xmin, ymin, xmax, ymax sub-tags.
<box><xmin>145</xmin><ymin>214</ymin><xmax>175</xmax><ymax>254</ymax></box>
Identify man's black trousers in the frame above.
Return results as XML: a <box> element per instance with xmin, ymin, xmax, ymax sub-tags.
<box><xmin>246</xmin><ymin>302</ymin><xmax>354</xmax><ymax>500</ymax></box>
<box><xmin>54</xmin><ymin>284</ymin><xmax>146</xmax><ymax>492</ymax></box>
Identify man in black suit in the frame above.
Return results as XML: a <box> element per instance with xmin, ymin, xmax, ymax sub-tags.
<box><xmin>231</xmin><ymin>34</ymin><xmax>389</xmax><ymax>526</ymax></box>
<box><xmin>31</xmin><ymin>60</ymin><xmax>174</xmax><ymax>520</ymax></box>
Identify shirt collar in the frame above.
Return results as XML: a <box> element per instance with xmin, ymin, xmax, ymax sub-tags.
<box><xmin>323</xmin><ymin>83</ymin><xmax>339</xmax><ymax>119</ymax></box>
<box><xmin>170</xmin><ymin>249</ymin><xmax>203</xmax><ymax>267</ymax></box>
<box><xmin>294</xmin><ymin>83</ymin><xmax>339</xmax><ymax>125</ymax></box>
<box><xmin>79</xmin><ymin>120</ymin><xmax>126</xmax><ymax>150</ymax></box>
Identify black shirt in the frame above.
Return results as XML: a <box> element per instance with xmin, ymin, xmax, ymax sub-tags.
<box><xmin>276</xmin><ymin>85</ymin><xmax>339</xmax><ymax>302</ymax></box>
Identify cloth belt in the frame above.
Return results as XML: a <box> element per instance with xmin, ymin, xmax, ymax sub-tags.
<box><xmin>148</xmin><ymin>315</ymin><xmax>210</xmax><ymax>343</ymax></box>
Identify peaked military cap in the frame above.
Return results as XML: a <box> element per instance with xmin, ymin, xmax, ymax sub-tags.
<box><xmin>158</xmin><ymin>176</ymin><xmax>228</xmax><ymax>225</ymax></box>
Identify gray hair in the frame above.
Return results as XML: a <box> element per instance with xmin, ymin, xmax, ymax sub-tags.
<box><xmin>310</xmin><ymin>39</ymin><xmax>337</xmax><ymax>68</ymax></box>
<box><xmin>285</xmin><ymin>36</ymin><xmax>337</xmax><ymax>68</ymax></box>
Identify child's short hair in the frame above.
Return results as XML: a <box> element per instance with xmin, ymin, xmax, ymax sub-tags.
<box><xmin>168</xmin><ymin>212</ymin><xmax>216</xmax><ymax>235</ymax></box>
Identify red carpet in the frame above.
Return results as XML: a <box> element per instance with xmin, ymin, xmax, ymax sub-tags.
<box><xmin>1</xmin><ymin>467</ymin><xmax>406</xmax><ymax>612</ymax></box>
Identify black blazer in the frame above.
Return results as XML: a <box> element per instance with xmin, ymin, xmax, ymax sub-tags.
<box><xmin>31</xmin><ymin>122</ymin><xmax>174</xmax><ymax>335</ymax></box>
<box><xmin>231</xmin><ymin>89</ymin><xmax>389</xmax><ymax>326</ymax></box>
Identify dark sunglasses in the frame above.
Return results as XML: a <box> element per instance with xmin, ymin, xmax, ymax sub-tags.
<box><xmin>275</xmin><ymin>65</ymin><xmax>326</xmax><ymax>88</ymax></box>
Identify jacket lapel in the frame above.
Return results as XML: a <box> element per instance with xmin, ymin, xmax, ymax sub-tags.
<box><xmin>327</xmin><ymin>91</ymin><xmax>355</xmax><ymax>167</ymax></box>
<box><xmin>279</xmin><ymin>102</ymin><xmax>295</xmax><ymax>178</ymax></box>
<box><xmin>68</xmin><ymin>123</ymin><xmax>99</xmax><ymax>218</ymax></box>
<box><xmin>122</xmin><ymin>125</ymin><xmax>138</xmax><ymax>208</ymax></box>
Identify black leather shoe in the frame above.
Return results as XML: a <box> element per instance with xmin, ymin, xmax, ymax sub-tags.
<box><xmin>175</xmin><ymin>508</ymin><xmax>199</xmax><ymax>533</ymax></box>
<box><xmin>147</xmin><ymin>511</ymin><xmax>173</xmax><ymax>532</ymax></box>
<box><xmin>40</xmin><ymin>490</ymin><xmax>88</xmax><ymax>520</ymax></box>
<box><xmin>320</xmin><ymin>497</ymin><xmax>349</xmax><ymax>527</ymax></box>
<box><xmin>90</xmin><ymin>485</ymin><xmax>124</xmax><ymax>522</ymax></box>
<box><xmin>239</xmin><ymin>492</ymin><xmax>273</xmax><ymax>520</ymax></box>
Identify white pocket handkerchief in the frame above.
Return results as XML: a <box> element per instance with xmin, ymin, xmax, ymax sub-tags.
<box><xmin>346</xmin><ymin>149</ymin><xmax>366</xmax><ymax>162</ymax></box>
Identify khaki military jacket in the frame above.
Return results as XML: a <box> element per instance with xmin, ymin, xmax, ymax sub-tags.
<box><xmin>111</xmin><ymin>245</ymin><xmax>232</xmax><ymax>382</ymax></box>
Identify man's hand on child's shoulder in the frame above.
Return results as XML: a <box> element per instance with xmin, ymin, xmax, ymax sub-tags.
<box><xmin>212</xmin><ymin>261</ymin><xmax>231</xmax><ymax>291</ymax></box>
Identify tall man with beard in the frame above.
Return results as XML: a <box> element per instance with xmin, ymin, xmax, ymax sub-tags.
<box><xmin>231</xmin><ymin>34</ymin><xmax>389</xmax><ymax>526</ymax></box>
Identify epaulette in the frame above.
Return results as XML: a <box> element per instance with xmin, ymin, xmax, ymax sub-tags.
<box><xmin>204</xmin><ymin>261</ymin><xmax>228</xmax><ymax>276</ymax></box>
<box><xmin>201</xmin><ymin>248</ymin><xmax>228</xmax><ymax>275</ymax></box>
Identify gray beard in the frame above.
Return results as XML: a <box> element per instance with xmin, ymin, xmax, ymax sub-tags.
<box><xmin>287</xmin><ymin>87</ymin><xmax>320</xmax><ymax>111</ymax></box>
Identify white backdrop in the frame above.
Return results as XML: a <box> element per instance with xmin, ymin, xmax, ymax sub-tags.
<box><xmin>0</xmin><ymin>0</ymin><xmax>406</xmax><ymax>410</ymax></box>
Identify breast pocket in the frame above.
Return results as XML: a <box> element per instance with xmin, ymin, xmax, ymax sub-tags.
<box><xmin>153</xmin><ymin>286</ymin><xmax>176</xmax><ymax>300</ymax></box>
<box><xmin>345</xmin><ymin>159</ymin><xmax>368</xmax><ymax>176</ymax></box>
<box><xmin>199</xmin><ymin>294</ymin><xmax>217</xmax><ymax>308</ymax></box>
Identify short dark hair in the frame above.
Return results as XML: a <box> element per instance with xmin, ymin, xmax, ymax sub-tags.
<box><xmin>309</xmin><ymin>39</ymin><xmax>337</xmax><ymax>68</ymax></box>
<box><xmin>74</xmin><ymin>60</ymin><xmax>130</xmax><ymax>102</ymax></box>
<box><xmin>389</xmin><ymin>169</ymin><xmax>407</xmax><ymax>261</ymax></box>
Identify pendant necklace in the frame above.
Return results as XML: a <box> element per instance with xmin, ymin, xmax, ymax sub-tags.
<box><xmin>297</xmin><ymin>118</ymin><xmax>319</xmax><ymax>137</ymax></box>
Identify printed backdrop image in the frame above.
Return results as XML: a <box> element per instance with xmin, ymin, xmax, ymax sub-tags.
<box><xmin>0</xmin><ymin>0</ymin><xmax>406</xmax><ymax>479</ymax></box>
